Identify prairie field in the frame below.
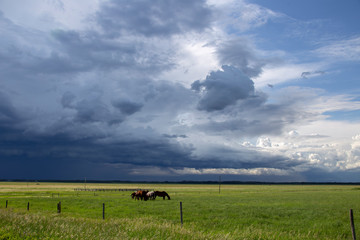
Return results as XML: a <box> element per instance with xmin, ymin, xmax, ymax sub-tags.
<box><xmin>0</xmin><ymin>182</ymin><xmax>359</xmax><ymax>239</ymax></box>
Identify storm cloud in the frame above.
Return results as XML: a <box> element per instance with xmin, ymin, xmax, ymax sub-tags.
<box><xmin>0</xmin><ymin>0</ymin><xmax>359</xmax><ymax>182</ymax></box>
<box><xmin>192</xmin><ymin>65</ymin><xmax>255</xmax><ymax>111</ymax></box>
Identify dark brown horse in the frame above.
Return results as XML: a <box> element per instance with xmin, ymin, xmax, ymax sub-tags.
<box><xmin>154</xmin><ymin>191</ymin><xmax>170</xmax><ymax>200</ymax></box>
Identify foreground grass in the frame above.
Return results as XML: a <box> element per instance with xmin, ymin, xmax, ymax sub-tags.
<box><xmin>0</xmin><ymin>209</ymin><xmax>224</xmax><ymax>240</ymax></box>
<box><xmin>0</xmin><ymin>183</ymin><xmax>359</xmax><ymax>239</ymax></box>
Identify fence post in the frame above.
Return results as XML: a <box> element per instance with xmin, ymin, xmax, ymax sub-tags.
<box><xmin>27</xmin><ymin>202</ymin><xmax>30</xmax><ymax>211</ymax></box>
<box><xmin>350</xmin><ymin>209</ymin><xmax>356</xmax><ymax>240</ymax></box>
<box><xmin>180</xmin><ymin>201</ymin><xmax>183</xmax><ymax>227</ymax></box>
<box><xmin>57</xmin><ymin>201</ymin><xmax>61</xmax><ymax>213</ymax></box>
<box><xmin>103</xmin><ymin>203</ymin><xmax>105</xmax><ymax>220</ymax></box>
<box><xmin>6</xmin><ymin>200</ymin><xmax>8</xmax><ymax>208</ymax></box>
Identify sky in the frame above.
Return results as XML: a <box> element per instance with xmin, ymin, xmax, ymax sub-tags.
<box><xmin>0</xmin><ymin>0</ymin><xmax>360</xmax><ymax>182</ymax></box>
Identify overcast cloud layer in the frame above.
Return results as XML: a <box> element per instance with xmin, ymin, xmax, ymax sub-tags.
<box><xmin>0</xmin><ymin>0</ymin><xmax>360</xmax><ymax>181</ymax></box>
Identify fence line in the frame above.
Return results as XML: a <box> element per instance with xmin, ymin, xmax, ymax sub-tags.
<box><xmin>1</xmin><ymin>199</ymin><xmax>358</xmax><ymax>235</ymax></box>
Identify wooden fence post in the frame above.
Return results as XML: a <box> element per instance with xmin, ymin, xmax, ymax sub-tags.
<box><xmin>27</xmin><ymin>202</ymin><xmax>30</xmax><ymax>211</ymax></box>
<box><xmin>6</xmin><ymin>200</ymin><xmax>8</xmax><ymax>208</ymax></box>
<box><xmin>103</xmin><ymin>203</ymin><xmax>105</xmax><ymax>220</ymax></box>
<box><xmin>57</xmin><ymin>201</ymin><xmax>61</xmax><ymax>213</ymax></box>
<box><xmin>350</xmin><ymin>209</ymin><xmax>356</xmax><ymax>240</ymax></box>
<box><xmin>180</xmin><ymin>201</ymin><xmax>183</xmax><ymax>227</ymax></box>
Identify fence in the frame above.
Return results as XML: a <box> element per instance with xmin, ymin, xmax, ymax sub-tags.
<box><xmin>1</xmin><ymin>199</ymin><xmax>357</xmax><ymax>239</ymax></box>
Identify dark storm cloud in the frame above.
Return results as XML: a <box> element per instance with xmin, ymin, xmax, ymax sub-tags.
<box><xmin>191</xmin><ymin>65</ymin><xmax>255</xmax><ymax>111</ymax></box>
<box><xmin>0</xmin><ymin>83</ymin><xmax>297</xmax><ymax>179</ymax></box>
<box><xmin>191</xmin><ymin>87</ymin><xmax>314</xmax><ymax>137</ymax></box>
<box><xmin>0</xmin><ymin>120</ymin><xmax>298</xmax><ymax>180</ymax></box>
<box><xmin>190</xmin><ymin>64</ymin><xmax>310</xmax><ymax>138</ymax></box>
<box><xmin>73</xmin><ymin>99</ymin><xmax>113</xmax><ymax>124</ymax></box>
<box><xmin>300</xmin><ymin>167</ymin><xmax>360</xmax><ymax>182</ymax></box>
<box><xmin>61</xmin><ymin>92</ymin><xmax>125</xmax><ymax>125</ymax></box>
<box><xmin>96</xmin><ymin>0</ymin><xmax>213</xmax><ymax>37</ymax></box>
<box><xmin>61</xmin><ymin>92</ymin><xmax>76</xmax><ymax>109</ymax></box>
<box><xmin>0</xmin><ymin>91</ymin><xmax>19</xmax><ymax>125</ymax></box>
<box><xmin>58</xmin><ymin>77</ymin><xmax>196</xmax><ymax>132</ymax></box>
<box><xmin>111</xmin><ymin>99</ymin><xmax>143</xmax><ymax>115</ymax></box>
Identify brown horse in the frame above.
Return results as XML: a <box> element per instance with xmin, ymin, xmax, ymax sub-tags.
<box><xmin>133</xmin><ymin>190</ymin><xmax>149</xmax><ymax>201</ymax></box>
<box><xmin>154</xmin><ymin>191</ymin><xmax>170</xmax><ymax>200</ymax></box>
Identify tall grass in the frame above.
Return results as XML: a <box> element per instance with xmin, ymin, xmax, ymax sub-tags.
<box><xmin>0</xmin><ymin>209</ymin><xmax>228</xmax><ymax>240</ymax></box>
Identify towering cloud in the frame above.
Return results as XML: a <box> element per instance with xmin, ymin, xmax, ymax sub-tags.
<box><xmin>192</xmin><ymin>65</ymin><xmax>255</xmax><ymax>111</ymax></box>
<box><xmin>216</xmin><ymin>39</ymin><xmax>265</xmax><ymax>77</ymax></box>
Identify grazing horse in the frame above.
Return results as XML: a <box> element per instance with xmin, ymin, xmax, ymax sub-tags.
<box><xmin>154</xmin><ymin>191</ymin><xmax>170</xmax><ymax>200</ymax></box>
<box><xmin>134</xmin><ymin>190</ymin><xmax>149</xmax><ymax>201</ymax></box>
<box><xmin>146</xmin><ymin>191</ymin><xmax>155</xmax><ymax>200</ymax></box>
<box><xmin>131</xmin><ymin>191</ymin><xmax>141</xmax><ymax>200</ymax></box>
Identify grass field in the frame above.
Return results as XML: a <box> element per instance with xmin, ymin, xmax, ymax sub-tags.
<box><xmin>0</xmin><ymin>182</ymin><xmax>359</xmax><ymax>239</ymax></box>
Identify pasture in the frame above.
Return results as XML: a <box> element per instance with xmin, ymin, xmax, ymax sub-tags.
<box><xmin>0</xmin><ymin>182</ymin><xmax>359</xmax><ymax>239</ymax></box>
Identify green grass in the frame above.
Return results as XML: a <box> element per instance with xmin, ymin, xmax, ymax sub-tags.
<box><xmin>0</xmin><ymin>183</ymin><xmax>359</xmax><ymax>239</ymax></box>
